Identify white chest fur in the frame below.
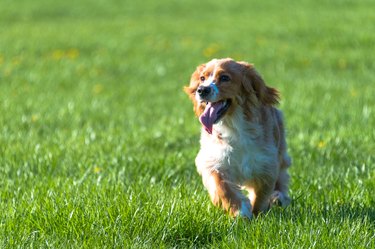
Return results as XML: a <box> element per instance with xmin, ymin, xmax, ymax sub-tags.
<box><xmin>195</xmin><ymin>106</ymin><xmax>278</xmax><ymax>184</ymax></box>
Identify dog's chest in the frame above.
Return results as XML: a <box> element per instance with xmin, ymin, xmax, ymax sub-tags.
<box><xmin>197</xmin><ymin>122</ymin><xmax>265</xmax><ymax>182</ymax></box>
<box><xmin>225</xmin><ymin>129</ymin><xmax>261</xmax><ymax>180</ymax></box>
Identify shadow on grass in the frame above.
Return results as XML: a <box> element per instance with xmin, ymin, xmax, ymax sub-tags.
<box><xmin>277</xmin><ymin>197</ymin><xmax>375</xmax><ymax>225</ymax></box>
<box><xmin>333</xmin><ymin>203</ymin><xmax>375</xmax><ymax>223</ymax></box>
<box><xmin>160</xmin><ymin>216</ymin><xmax>227</xmax><ymax>248</ymax></box>
<box><xmin>157</xmin><ymin>201</ymin><xmax>375</xmax><ymax>248</ymax></box>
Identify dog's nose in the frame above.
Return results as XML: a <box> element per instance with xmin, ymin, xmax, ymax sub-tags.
<box><xmin>197</xmin><ymin>86</ymin><xmax>211</xmax><ymax>98</ymax></box>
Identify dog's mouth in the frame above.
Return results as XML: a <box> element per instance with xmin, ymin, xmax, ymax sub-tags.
<box><xmin>199</xmin><ymin>99</ymin><xmax>232</xmax><ymax>134</ymax></box>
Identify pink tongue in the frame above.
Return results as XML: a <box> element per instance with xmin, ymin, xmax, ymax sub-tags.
<box><xmin>199</xmin><ymin>102</ymin><xmax>224</xmax><ymax>134</ymax></box>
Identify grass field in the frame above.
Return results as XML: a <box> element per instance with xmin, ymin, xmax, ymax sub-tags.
<box><xmin>1</xmin><ymin>0</ymin><xmax>375</xmax><ymax>248</ymax></box>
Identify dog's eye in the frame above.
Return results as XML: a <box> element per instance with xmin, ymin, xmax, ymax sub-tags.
<box><xmin>220</xmin><ymin>75</ymin><xmax>230</xmax><ymax>82</ymax></box>
<box><xmin>200</xmin><ymin>76</ymin><xmax>205</xmax><ymax>82</ymax></box>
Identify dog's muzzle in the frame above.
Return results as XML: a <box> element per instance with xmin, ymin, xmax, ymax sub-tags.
<box><xmin>197</xmin><ymin>85</ymin><xmax>211</xmax><ymax>98</ymax></box>
<box><xmin>197</xmin><ymin>83</ymin><xmax>219</xmax><ymax>100</ymax></box>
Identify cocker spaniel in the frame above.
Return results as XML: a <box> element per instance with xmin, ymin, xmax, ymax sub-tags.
<box><xmin>184</xmin><ymin>58</ymin><xmax>291</xmax><ymax>219</ymax></box>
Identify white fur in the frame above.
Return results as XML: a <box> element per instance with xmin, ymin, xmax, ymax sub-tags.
<box><xmin>196</xmin><ymin>106</ymin><xmax>278</xmax><ymax>184</ymax></box>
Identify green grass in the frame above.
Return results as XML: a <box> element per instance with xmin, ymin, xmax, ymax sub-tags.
<box><xmin>1</xmin><ymin>0</ymin><xmax>374</xmax><ymax>247</ymax></box>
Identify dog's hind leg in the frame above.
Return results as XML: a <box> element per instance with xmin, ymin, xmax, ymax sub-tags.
<box><xmin>272</xmin><ymin>110</ymin><xmax>292</xmax><ymax>207</ymax></box>
<box><xmin>271</xmin><ymin>168</ymin><xmax>291</xmax><ymax>207</ymax></box>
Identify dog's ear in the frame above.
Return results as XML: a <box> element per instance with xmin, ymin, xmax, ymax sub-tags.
<box><xmin>183</xmin><ymin>63</ymin><xmax>206</xmax><ymax>116</ymax></box>
<box><xmin>239</xmin><ymin>61</ymin><xmax>279</xmax><ymax>106</ymax></box>
<box><xmin>183</xmin><ymin>63</ymin><xmax>205</xmax><ymax>96</ymax></box>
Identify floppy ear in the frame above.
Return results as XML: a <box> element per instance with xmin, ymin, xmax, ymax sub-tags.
<box><xmin>239</xmin><ymin>61</ymin><xmax>279</xmax><ymax>106</ymax></box>
<box><xmin>183</xmin><ymin>63</ymin><xmax>206</xmax><ymax>116</ymax></box>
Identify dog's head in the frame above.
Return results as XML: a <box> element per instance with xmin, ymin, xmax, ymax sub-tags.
<box><xmin>184</xmin><ymin>58</ymin><xmax>279</xmax><ymax>134</ymax></box>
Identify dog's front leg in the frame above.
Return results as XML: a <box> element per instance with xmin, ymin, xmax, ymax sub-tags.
<box><xmin>202</xmin><ymin>170</ymin><xmax>252</xmax><ymax>219</ymax></box>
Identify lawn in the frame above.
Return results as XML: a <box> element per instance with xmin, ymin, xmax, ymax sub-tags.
<box><xmin>1</xmin><ymin>0</ymin><xmax>374</xmax><ymax>248</ymax></box>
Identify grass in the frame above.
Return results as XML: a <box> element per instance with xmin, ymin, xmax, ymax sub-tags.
<box><xmin>1</xmin><ymin>0</ymin><xmax>374</xmax><ymax>247</ymax></box>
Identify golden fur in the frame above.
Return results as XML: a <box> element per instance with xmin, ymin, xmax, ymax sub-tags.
<box><xmin>184</xmin><ymin>58</ymin><xmax>291</xmax><ymax>218</ymax></box>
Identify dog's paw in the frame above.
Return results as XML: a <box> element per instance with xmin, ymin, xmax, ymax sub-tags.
<box><xmin>232</xmin><ymin>200</ymin><xmax>252</xmax><ymax>219</ymax></box>
<box><xmin>240</xmin><ymin>200</ymin><xmax>253</xmax><ymax>219</ymax></box>
<box><xmin>270</xmin><ymin>191</ymin><xmax>291</xmax><ymax>207</ymax></box>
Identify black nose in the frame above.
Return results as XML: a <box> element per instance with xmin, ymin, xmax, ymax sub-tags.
<box><xmin>197</xmin><ymin>86</ymin><xmax>211</xmax><ymax>98</ymax></box>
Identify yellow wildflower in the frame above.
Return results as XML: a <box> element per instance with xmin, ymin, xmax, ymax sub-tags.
<box><xmin>93</xmin><ymin>166</ymin><xmax>101</xmax><ymax>174</ymax></box>
<box><xmin>67</xmin><ymin>49</ymin><xmax>79</xmax><ymax>59</ymax></box>
<box><xmin>318</xmin><ymin>141</ymin><xmax>326</xmax><ymax>148</ymax></box>
<box><xmin>51</xmin><ymin>49</ymin><xmax>79</xmax><ymax>60</ymax></box>
<box><xmin>92</xmin><ymin>83</ymin><xmax>104</xmax><ymax>94</ymax></box>
<box><xmin>52</xmin><ymin>50</ymin><xmax>65</xmax><ymax>60</ymax></box>
<box><xmin>31</xmin><ymin>114</ymin><xmax>39</xmax><ymax>122</ymax></box>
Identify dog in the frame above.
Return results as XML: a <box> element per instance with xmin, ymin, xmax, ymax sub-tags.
<box><xmin>184</xmin><ymin>58</ymin><xmax>291</xmax><ymax>219</ymax></box>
